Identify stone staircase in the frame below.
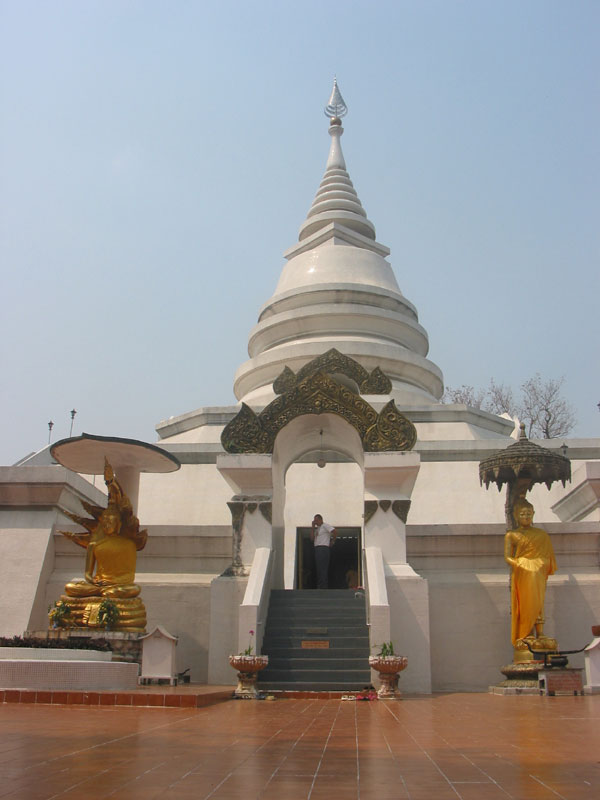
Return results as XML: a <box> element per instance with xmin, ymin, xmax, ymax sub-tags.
<box><xmin>258</xmin><ymin>590</ymin><xmax>371</xmax><ymax>691</ymax></box>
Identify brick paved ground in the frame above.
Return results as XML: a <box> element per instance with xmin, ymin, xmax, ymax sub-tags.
<box><xmin>1</xmin><ymin>693</ymin><xmax>599</xmax><ymax>799</ymax></box>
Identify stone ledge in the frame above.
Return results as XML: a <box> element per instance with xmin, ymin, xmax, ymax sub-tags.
<box><xmin>0</xmin><ymin>686</ymin><xmax>232</xmax><ymax>708</ymax></box>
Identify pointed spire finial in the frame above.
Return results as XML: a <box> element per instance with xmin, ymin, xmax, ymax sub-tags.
<box><xmin>324</xmin><ymin>77</ymin><xmax>347</xmax><ymax>122</ymax></box>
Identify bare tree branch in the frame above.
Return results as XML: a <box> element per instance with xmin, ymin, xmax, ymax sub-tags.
<box><xmin>442</xmin><ymin>373</ymin><xmax>576</xmax><ymax>439</ymax></box>
<box><xmin>442</xmin><ymin>384</ymin><xmax>486</xmax><ymax>408</ymax></box>
<box><xmin>485</xmin><ymin>379</ymin><xmax>515</xmax><ymax>416</ymax></box>
<box><xmin>518</xmin><ymin>374</ymin><xmax>576</xmax><ymax>439</ymax></box>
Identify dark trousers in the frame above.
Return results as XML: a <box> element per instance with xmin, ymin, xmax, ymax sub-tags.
<box><xmin>315</xmin><ymin>545</ymin><xmax>330</xmax><ymax>589</ymax></box>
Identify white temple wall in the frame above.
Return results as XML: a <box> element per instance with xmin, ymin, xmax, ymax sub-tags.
<box><xmin>207</xmin><ymin>576</ymin><xmax>247</xmax><ymax>685</ymax></box>
<box><xmin>410</xmin><ymin>461</ymin><xmax>506</xmax><ymax>525</ymax></box>
<box><xmin>0</xmin><ymin>467</ymin><xmax>108</xmax><ymax>638</ymax></box>
<box><xmin>0</xmin><ymin>510</ymin><xmax>56</xmax><ymax>636</ymax></box>
<box><xmin>409</xmin><ymin>458</ymin><xmax>592</xmax><ymax>526</ymax></box>
<box><xmin>137</xmin><ymin>465</ymin><xmax>233</xmax><ymax>526</ymax></box>
<box><xmin>386</xmin><ymin>574</ymin><xmax>432</xmax><ymax>693</ymax></box>
<box><xmin>426</xmin><ymin>572</ymin><xmax>510</xmax><ymax>691</ymax></box>
<box><xmin>423</xmin><ymin>571</ymin><xmax>600</xmax><ymax>691</ymax></box>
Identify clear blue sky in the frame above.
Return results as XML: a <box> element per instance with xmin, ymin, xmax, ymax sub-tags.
<box><xmin>1</xmin><ymin>0</ymin><xmax>598</xmax><ymax>464</ymax></box>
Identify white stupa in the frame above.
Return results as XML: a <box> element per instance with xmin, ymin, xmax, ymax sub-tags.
<box><xmin>235</xmin><ymin>79</ymin><xmax>443</xmax><ymax>408</ymax></box>
<box><xmin>1</xmin><ymin>81</ymin><xmax>598</xmax><ymax>696</ymax></box>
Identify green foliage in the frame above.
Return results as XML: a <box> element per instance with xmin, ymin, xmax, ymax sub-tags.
<box><xmin>0</xmin><ymin>635</ymin><xmax>111</xmax><ymax>651</ymax></box>
<box><xmin>98</xmin><ymin>599</ymin><xmax>120</xmax><ymax>630</ymax></box>
<box><xmin>48</xmin><ymin>601</ymin><xmax>72</xmax><ymax>628</ymax></box>
<box><xmin>241</xmin><ymin>629</ymin><xmax>255</xmax><ymax>656</ymax></box>
<box><xmin>375</xmin><ymin>641</ymin><xmax>395</xmax><ymax>657</ymax></box>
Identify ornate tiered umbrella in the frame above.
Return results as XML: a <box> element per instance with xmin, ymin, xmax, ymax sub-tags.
<box><xmin>479</xmin><ymin>424</ymin><xmax>571</xmax><ymax>526</ymax></box>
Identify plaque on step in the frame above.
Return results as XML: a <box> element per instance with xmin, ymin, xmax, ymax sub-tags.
<box><xmin>305</xmin><ymin>627</ymin><xmax>328</xmax><ymax>635</ymax></box>
<box><xmin>302</xmin><ymin>641</ymin><xmax>330</xmax><ymax>649</ymax></box>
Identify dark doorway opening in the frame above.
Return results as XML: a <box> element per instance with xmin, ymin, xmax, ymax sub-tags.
<box><xmin>296</xmin><ymin>527</ymin><xmax>362</xmax><ymax>590</ymax></box>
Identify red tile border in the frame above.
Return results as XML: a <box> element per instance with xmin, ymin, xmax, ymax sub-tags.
<box><xmin>144</xmin><ymin>693</ymin><xmax>165</xmax><ymax>706</ymax></box>
<box><xmin>1</xmin><ymin>687</ymin><xmax>233</xmax><ymax>709</ymax></box>
<box><xmin>115</xmin><ymin>693</ymin><xmax>133</xmax><ymax>706</ymax></box>
<box><xmin>164</xmin><ymin>695</ymin><xmax>182</xmax><ymax>707</ymax></box>
<box><xmin>179</xmin><ymin>695</ymin><xmax>197</xmax><ymax>708</ymax></box>
<box><xmin>132</xmin><ymin>692</ymin><xmax>150</xmax><ymax>706</ymax></box>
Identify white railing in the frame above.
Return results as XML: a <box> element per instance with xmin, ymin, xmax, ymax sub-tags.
<box><xmin>238</xmin><ymin>547</ymin><xmax>273</xmax><ymax>655</ymax></box>
<box><xmin>364</xmin><ymin>546</ymin><xmax>391</xmax><ymax>651</ymax></box>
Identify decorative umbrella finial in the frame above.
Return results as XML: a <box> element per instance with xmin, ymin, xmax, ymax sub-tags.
<box><xmin>479</xmin><ymin>430</ymin><xmax>571</xmax><ymax>528</ymax></box>
<box><xmin>324</xmin><ymin>77</ymin><xmax>347</xmax><ymax>122</ymax></box>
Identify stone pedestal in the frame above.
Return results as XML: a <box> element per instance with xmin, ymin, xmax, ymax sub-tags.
<box><xmin>369</xmin><ymin>656</ymin><xmax>407</xmax><ymax>699</ymax></box>
<box><xmin>26</xmin><ymin>629</ymin><xmax>142</xmax><ymax>663</ymax></box>
<box><xmin>228</xmin><ymin>655</ymin><xmax>268</xmax><ymax>697</ymax></box>
<box><xmin>495</xmin><ymin>636</ymin><xmax>561</xmax><ymax>690</ymax></box>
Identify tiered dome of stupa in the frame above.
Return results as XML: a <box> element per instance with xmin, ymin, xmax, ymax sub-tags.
<box><xmin>234</xmin><ymin>80</ymin><xmax>443</xmax><ymax>408</ymax></box>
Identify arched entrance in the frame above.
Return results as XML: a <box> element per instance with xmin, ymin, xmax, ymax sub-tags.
<box><xmin>272</xmin><ymin>413</ymin><xmax>364</xmax><ymax>589</ymax></box>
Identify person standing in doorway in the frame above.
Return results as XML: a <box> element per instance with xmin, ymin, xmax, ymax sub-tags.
<box><xmin>311</xmin><ymin>514</ymin><xmax>337</xmax><ymax>590</ymax></box>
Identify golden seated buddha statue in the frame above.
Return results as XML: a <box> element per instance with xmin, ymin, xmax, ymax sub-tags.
<box><xmin>57</xmin><ymin>460</ymin><xmax>147</xmax><ymax>631</ymax></box>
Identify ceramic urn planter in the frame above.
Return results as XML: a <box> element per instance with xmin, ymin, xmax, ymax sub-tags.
<box><xmin>369</xmin><ymin>655</ymin><xmax>408</xmax><ymax>699</ymax></box>
<box><xmin>228</xmin><ymin>654</ymin><xmax>269</xmax><ymax>697</ymax></box>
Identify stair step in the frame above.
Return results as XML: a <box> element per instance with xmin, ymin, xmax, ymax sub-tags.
<box><xmin>270</xmin><ymin>606</ymin><xmax>367</xmax><ymax>621</ymax></box>
<box><xmin>260</xmin><ymin>589</ymin><xmax>370</xmax><ymax>690</ymax></box>
<box><xmin>259</xmin><ymin>668</ymin><xmax>371</xmax><ymax>682</ymax></box>
<box><xmin>265</xmin><ymin>658</ymin><xmax>367</xmax><ymax>670</ymax></box>
<box><xmin>263</xmin><ymin>627</ymin><xmax>368</xmax><ymax>638</ymax></box>
<box><xmin>262</xmin><ymin>647</ymin><xmax>370</xmax><ymax>659</ymax></box>
<box><xmin>259</xmin><ymin>681</ymin><xmax>371</xmax><ymax>691</ymax></box>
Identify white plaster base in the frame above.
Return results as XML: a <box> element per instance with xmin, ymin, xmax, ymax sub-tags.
<box><xmin>0</xmin><ymin>647</ymin><xmax>112</xmax><ymax>662</ymax></box>
<box><xmin>385</xmin><ymin>574</ymin><xmax>431</xmax><ymax>694</ymax></box>
<box><xmin>0</xmin><ymin>660</ymin><xmax>139</xmax><ymax>690</ymax></box>
<box><xmin>207</xmin><ymin>576</ymin><xmax>248</xmax><ymax>686</ymax></box>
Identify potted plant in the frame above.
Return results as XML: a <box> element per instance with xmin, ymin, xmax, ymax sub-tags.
<box><xmin>228</xmin><ymin>630</ymin><xmax>269</xmax><ymax>697</ymax></box>
<box><xmin>368</xmin><ymin>641</ymin><xmax>408</xmax><ymax>699</ymax></box>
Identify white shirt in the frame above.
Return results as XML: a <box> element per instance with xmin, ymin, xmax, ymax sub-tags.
<box><xmin>314</xmin><ymin>522</ymin><xmax>335</xmax><ymax>547</ymax></box>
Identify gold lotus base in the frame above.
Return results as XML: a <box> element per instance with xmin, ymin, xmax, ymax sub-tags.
<box><xmin>59</xmin><ymin>595</ymin><xmax>146</xmax><ymax>632</ymax></box>
<box><xmin>513</xmin><ymin>635</ymin><xmax>558</xmax><ymax>663</ymax></box>
<box><xmin>496</xmin><ymin>635</ymin><xmax>561</xmax><ymax>688</ymax></box>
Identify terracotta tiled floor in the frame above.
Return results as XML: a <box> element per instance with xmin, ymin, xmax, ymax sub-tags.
<box><xmin>1</xmin><ymin>693</ymin><xmax>599</xmax><ymax>799</ymax></box>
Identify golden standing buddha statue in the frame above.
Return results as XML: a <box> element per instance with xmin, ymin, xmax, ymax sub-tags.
<box><xmin>504</xmin><ymin>498</ymin><xmax>557</xmax><ymax>661</ymax></box>
<box><xmin>58</xmin><ymin>460</ymin><xmax>147</xmax><ymax>631</ymax></box>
